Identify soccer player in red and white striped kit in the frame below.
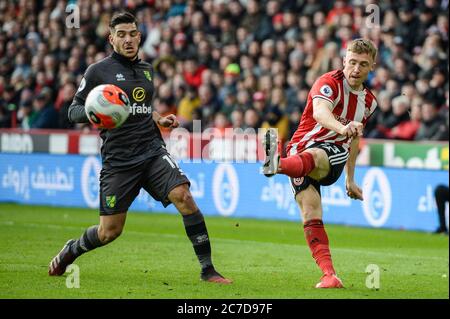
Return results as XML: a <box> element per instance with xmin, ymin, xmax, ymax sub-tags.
<box><xmin>263</xmin><ymin>38</ymin><xmax>378</xmax><ymax>288</ymax></box>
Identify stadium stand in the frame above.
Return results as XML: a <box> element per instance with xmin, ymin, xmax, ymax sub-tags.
<box><xmin>0</xmin><ymin>0</ymin><xmax>448</xmax><ymax>142</ymax></box>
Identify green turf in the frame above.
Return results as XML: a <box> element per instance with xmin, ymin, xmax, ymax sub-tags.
<box><xmin>0</xmin><ymin>203</ymin><xmax>448</xmax><ymax>299</ymax></box>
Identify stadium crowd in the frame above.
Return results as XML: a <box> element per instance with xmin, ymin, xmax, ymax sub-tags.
<box><xmin>0</xmin><ymin>0</ymin><xmax>448</xmax><ymax>142</ymax></box>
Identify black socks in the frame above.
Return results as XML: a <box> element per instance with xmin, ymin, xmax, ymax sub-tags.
<box><xmin>182</xmin><ymin>210</ymin><xmax>213</xmax><ymax>271</ymax></box>
<box><xmin>70</xmin><ymin>225</ymin><xmax>104</xmax><ymax>257</ymax></box>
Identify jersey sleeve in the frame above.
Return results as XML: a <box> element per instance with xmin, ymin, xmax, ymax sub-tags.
<box><xmin>68</xmin><ymin>64</ymin><xmax>100</xmax><ymax>123</ymax></box>
<box><xmin>310</xmin><ymin>76</ymin><xmax>339</xmax><ymax>107</ymax></box>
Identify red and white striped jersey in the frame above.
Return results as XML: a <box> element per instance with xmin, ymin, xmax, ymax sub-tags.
<box><xmin>287</xmin><ymin>69</ymin><xmax>377</xmax><ymax>155</ymax></box>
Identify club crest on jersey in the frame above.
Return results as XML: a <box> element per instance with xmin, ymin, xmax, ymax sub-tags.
<box><xmin>320</xmin><ymin>85</ymin><xmax>333</xmax><ymax>97</ymax></box>
<box><xmin>116</xmin><ymin>73</ymin><xmax>125</xmax><ymax>81</ymax></box>
<box><xmin>143</xmin><ymin>70</ymin><xmax>152</xmax><ymax>81</ymax></box>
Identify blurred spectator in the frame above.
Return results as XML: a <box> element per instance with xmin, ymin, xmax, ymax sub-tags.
<box><xmin>219</xmin><ymin>63</ymin><xmax>240</xmax><ymax>104</ymax></box>
<box><xmin>285</xmin><ymin>71</ymin><xmax>302</xmax><ymax>111</ymax></box>
<box><xmin>172</xmin><ymin>32</ymin><xmax>191</xmax><ymax>61</ymax></box>
<box><xmin>257</xmin><ymin>3</ymin><xmax>276</xmax><ymax>42</ymax></box>
<box><xmin>383</xmin><ymin>99</ymin><xmax>422</xmax><ymax>140</ymax></box>
<box><xmin>0</xmin><ymin>85</ymin><xmax>17</xmax><ymax>127</ymax></box>
<box><xmin>155</xmin><ymin>82</ymin><xmax>177</xmax><ymax>133</ymax></box>
<box><xmin>396</xmin><ymin>3</ymin><xmax>420</xmax><ymax>52</ymax></box>
<box><xmin>212</xmin><ymin>112</ymin><xmax>230</xmax><ymax>136</ymax></box>
<box><xmin>58</xmin><ymin>82</ymin><xmax>77</xmax><ymax>129</ymax></box>
<box><xmin>219</xmin><ymin>17</ymin><xmax>237</xmax><ymax>45</ymax></box>
<box><xmin>182</xmin><ymin>55</ymin><xmax>207</xmax><ymax>90</ymax></box>
<box><xmin>17</xmin><ymin>100</ymin><xmax>36</xmax><ymax>130</ymax></box>
<box><xmin>374</xmin><ymin>95</ymin><xmax>411</xmax><ymax>139</ymax></box>
<box><xmin>261</xmin><ymin>105</ymin><xmax>289</xmax><ymax>143</ymax></box>
<box><xmin>30</xmin><ymin>92</ymin><xmax>58</xmax><ymax>129</ymax></box>
<box><xmin>0</xmin><ymin>0</ymin><xmax>446</xmax><ymax>143</ymax></box>
<box><xmin>365</xmin><ymin>91</ymin><xmax>397</xmax><ymax>138</ymax></box>
<box><xmin>415</xmin><ymin>101</ymin><xmax>449</xmax><ymax>141</ymax></box>
<box><xmin>425</xmin><ymin>68</ymin><xmax>447</xmax><ymax>107</ymax></box>
<box><xmin>241</xmin><ymin>0</ymin><xmax>264</xmax><ymax>41</ymax></box>
<box><xmin>230</xmin><ymin>109</ymin><xmax>244</xmax><ymax>130</ymax></box>
<box><xmin>252</xmin><ymin>91</ymin><xmax>267</xmax><ymax>117</ymax></box>
<box><xmin>236</xmin><ymin>89</ymin><xmax>251</xmax><ymax>109</ymax></box>
<box><xmin>326</xmin><ymin>0</ymin><xmax>353</xmax><ymax>26</ymax></box>
<box><xmin>220</xmin><ymin>92</ymin><xmax>238</xmax><ymax>120</ymax></box>
<box><xmin>198</xmin><ymin>84</ymin><xmax>220</xmax><ymax>125</ymax></box>
<box><xmin>177</xmin><ymin>85</ymin><xmax>200</xmax><ymax>128</ymax></box>
<box><xmin>243</xmin><ymin>108</ymin><xmax>261</xmax><ymax>131</ymax></box>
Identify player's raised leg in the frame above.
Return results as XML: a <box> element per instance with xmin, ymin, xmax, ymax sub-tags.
<box><xmin>168</xmin><ymin>183</ymin><xmax>232</xmax><ymax>284</ymax></box>
<box><xmin>296</xmin><ymin>185</ymin><xmax>343</xmax><ymax>288</ymax></box>
<box><xmin>262</xmin><ymin>128</ymin><xmax>321</xmax><ymax>180</ymax></box>
<box><xmin>48</xmin><ymin>213</ymin><xmax>126</xmax><ymax>276</ymax></box>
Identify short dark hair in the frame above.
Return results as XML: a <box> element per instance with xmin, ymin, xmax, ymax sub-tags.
<box><xmin>109</xmin><ymin>12</ymin><xmax>137</xmax><ymax>29</ymax></box>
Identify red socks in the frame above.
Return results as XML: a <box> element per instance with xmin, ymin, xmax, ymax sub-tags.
<box><xmin>279</xmin><ymin>152</ymin><xmax>315</xmax><ymax>178</ymax></box>
<box><xmin>303</xmin><ymin>219</ymin><xmax>336</xmax><ymax>276</ymax></box>
<box><xmin>281</xmin><ymin>153</ymin><xmax>334</xmax><ymax>275</ymax></box>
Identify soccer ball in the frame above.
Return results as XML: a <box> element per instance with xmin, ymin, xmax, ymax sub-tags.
<box><xmin>85</xmin><ymin>84</ymin><xmax>130</xmax><ymax>129</ymax></box>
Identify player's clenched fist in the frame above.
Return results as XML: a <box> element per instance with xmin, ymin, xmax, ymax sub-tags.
<box><xmin>158</xmin><ymin>114</ymin><xmax>179</xmax><ymax>128</ymax></box>
<box><xmin>340</xmin><ymin>121</ymin><xmax>363</xmax><ymax>138</ymax></box>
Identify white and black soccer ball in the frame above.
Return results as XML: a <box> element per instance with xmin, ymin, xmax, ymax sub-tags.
<box><xmin>84</xmin><ymin>84</ymin><xmax>130</xmax><ymax>129</ymax></box>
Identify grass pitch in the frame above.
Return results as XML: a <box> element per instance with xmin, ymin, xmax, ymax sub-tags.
<box><xmin>0</xmin><ymin>203</ymin><xmax>448</xmax><ymax>299</ymax></box>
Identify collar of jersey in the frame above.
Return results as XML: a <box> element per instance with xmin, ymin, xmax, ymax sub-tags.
<box><xmin>112</xmin><ymin>51</ymin><xmax>141</xmax><ymax>65</ymax></box>
<box><xmin>343</xmin><ymin>77</ymin><xmax>366</xmax><ymax>94</ymax></box>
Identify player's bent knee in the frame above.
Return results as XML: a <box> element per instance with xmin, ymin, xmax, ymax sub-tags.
<box><xmin>299</xmin><ymin>201</ymin><xmax>322</xmax><ymax>221</ymax></box>
<box><xmin>301</xmin><ymin>209</ymin><xmax>322</xmax><ymax>222</ymax></box>
<box><xmin>169</xmin><ymin>185</ymin><xmax>193</xmax><ymax>205</ymax></box>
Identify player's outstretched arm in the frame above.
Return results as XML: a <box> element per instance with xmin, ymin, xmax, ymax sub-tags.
<box><xmin>312</xmin><ymin>99</ymin><xmax>363</xmax><ymax>138</ymax></box>
<box><xmin>313</xmin><ymin>98</ymin><xmax>347</xmax><ymax>135</ymax></box>
<box><xmin>345</xmin><ymin>136</ymin><xmax>363</xmax><ymax>201</ymax></box>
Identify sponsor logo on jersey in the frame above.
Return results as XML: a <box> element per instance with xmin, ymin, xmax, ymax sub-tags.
<box><xmin>129</xmin><ymin>103</ymin><xmax>152</xmax><ymax>115</ymax></box>
<box><xmin>132</xmin><ymin>87</ymin><xmax>146</xmax><ymax>102</ymax></box>
<box><xmin>116</xmin><ymin>73</ymin><xmax>125</xmax><ymax>81</ymax></box>
<box><xmin>320</xmin><ymin>85</ymin><xmax>333</xmax><ymax>97</ymax></box>
<box><xmin>334</xmin><ymin>114</ymin><xmax>351</xmax><ymax>126</ymax></box>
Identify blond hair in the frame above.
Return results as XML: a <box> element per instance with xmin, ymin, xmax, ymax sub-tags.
<box><xmin>347</xmin><ymin>38</ymin><xmax>378</xmax><ymax>61</ymax></box>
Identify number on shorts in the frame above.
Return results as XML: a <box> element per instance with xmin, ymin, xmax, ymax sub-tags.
<box><xmin>322</xmin><ymin>143</ymin><xmax>340</xmax><ymax>154</ymax></box>
<box><xmin>162</xmin><ymin>154</ymin><xmax>185</xmax><ymax>175</ymax></box>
